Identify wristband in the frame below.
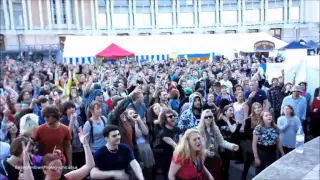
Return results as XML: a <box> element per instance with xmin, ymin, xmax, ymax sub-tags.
<box><xmin>254</xmin><ymin>157</ymin><xmax>259</xmax><ymax>159</ymax></box>
<box><xmin>83</xmin><ymin>144</ymin><xmax>89</xmax><ymax>147</ymax></box>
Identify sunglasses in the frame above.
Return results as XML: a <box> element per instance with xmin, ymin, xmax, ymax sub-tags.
<box><xmin>204</xmin><ymin>116</ymin><xmax>213</xmax><ymax>119</ymax></box>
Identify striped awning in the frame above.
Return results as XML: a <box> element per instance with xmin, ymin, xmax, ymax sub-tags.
<box><xmin>135</xmin><ymin>54</ymin><xmax>169</xmax><ymax>62</ymax></box>
<box><xmin>63</xmin><ymin>56</ymin><xmax>96</xmax><ymax>64</ymax></box>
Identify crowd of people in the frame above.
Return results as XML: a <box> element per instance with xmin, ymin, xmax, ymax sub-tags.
<box><xmin>0</xmin><ymin>56</ymin><xmax>319</xmax><ymax>180</ymax></box>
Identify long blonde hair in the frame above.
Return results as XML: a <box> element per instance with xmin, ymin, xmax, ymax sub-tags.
<box><xmin>197</xmin><ymin>109</ymin><xmax>221</xmax><ymax>147</ymax></box>
<box><xmin>250</xmin><ymin>102</ymin><xmax>262</xmax><ymax>128</ymax></box>
<box><xmin>173</xmin><ymin>129</ymin><xmax>205</xmax><ymax>163</ymax></box>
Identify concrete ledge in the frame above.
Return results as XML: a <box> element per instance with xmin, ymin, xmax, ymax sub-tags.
<box><xmin>253</xmin><ymin>137</ymin><xmax>320</xmax><ymax>180</ymax></box>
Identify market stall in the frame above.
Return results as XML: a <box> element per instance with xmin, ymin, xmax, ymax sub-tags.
<box><xmin>62</xmin><ymin>32</ymin><xmax>288</xmax><ymax>64</ymax></box>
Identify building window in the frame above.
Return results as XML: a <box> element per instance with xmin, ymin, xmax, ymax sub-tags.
<box><xmin>292</xmin><ymin>0</ymin><xmax>300</xmax><ymax>7</ymax></box>
<box><xmin>247</xmin><ymin>29</ymin><xmax>259</xmax><ymax>33</ymax></box>
<box><xmin>225</xmin><ymin>30</ymin><xmax>236</xmax><ymax>34</ymax></box>
<box><xmin>158</xmin><ymin>0</ymin><xmax>172</xmax><ymax>13</ymax></box>
<box><xmin>69</xmin><ymin>0</ymin><xmax>76</xmax><ymax>24</ymax></box>
<box><xmin>51</xmin><ymin>0</ymin><xmax>75</xmax><ymax>24</ymax></box>
<box><xmin>179</xmin><ymin>0</ymin><xmax>193</xmax><ymax>13</ymax></box>
<box><xmin>223</xmin><ymin>0</ymin><xmax>237</xmax><ymax>11</ymax></box>
<box><xmin>245</xmin><ymin>0</ymin><xmax>260</xmax><ymax>10</ymax></box>
<box><xmin>268</xmin><ymin>0</ymin><xmax>284</xmax><ymax>8</ymax></box>
<box><xmin>201</xmin><ymin>0</ymin><xmax>216</xmax><ymax>12</ymax></box>
<box><xmin>11</xmin><ymin>0</ymin><xmax>23</xmax><ymax>29</ymax></box>
<box><xmin>266</xmin><ymin>0</ymin><xmax>284</xmax><ymax>22</ymax></box>
<box><xmin>136</xmin><ymin>0</ymin><xmax>151</xmax><ymax>13</ymax></box>
<box><xmin>158</xmin><ymin>0</ymin><xmax>172</xmax><ymax>7</ymax></box>
<box><xmin>0</xmin><ymin>1</ymin><xmax>6</xmax><ymax>29</ymax></box>
<box><xmin>114</xmin><ymin>0</ymin><xmax>129</xmax><ymax>13</ymax></box>
<box><xmin>269</xmin><ymin>28</ymin><xmax>282</xmax><ymax>39</ymax></box>
<box><xmin>98</xmin><ymin>0</ymin><xmax>107</xmax><ymax>29</ymax></box>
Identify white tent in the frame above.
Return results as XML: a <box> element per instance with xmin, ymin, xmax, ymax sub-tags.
<box><xmin>267</xmin><ymin>54</ymin><xmax>319</xmax><ymax>96</ymax></box>
<box><xmin>63</xmin><ymin>32</ymin><xmax>287</xmax><ymax>64</ymax></box>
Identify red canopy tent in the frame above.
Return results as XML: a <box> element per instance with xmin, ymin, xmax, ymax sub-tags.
<box><xmin>96</xmin><ymin>43</ymin><xmax>135</xmax><ymax>59</ymax></box>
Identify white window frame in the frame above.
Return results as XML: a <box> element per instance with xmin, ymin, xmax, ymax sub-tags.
<box><xmin>12</xmin><ymin>0</ymin><xmax>24</xmax><ymax>29</ymax></box>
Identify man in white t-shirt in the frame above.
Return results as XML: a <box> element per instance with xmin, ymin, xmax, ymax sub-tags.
<box><xmin>220</xmin><ymin>73</ymin><xmax>233</xmax><ymax>95</ymax></box>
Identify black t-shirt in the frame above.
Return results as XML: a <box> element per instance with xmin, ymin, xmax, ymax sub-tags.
<box><xmin>155</xmin><ymin>127</ymin><xmax>177</xmax><ymax>158</ymax></box>
<box><xmin>150</xmin><ymin>123</ymin><xmax>162</xmax><ymax>148</ymax></box>
<box><xmin>216</xmin><ymin>119</ymin><xmax>236</xmax><ymax>141</ymax></box>
<box><xmin>243</xmin><ymin>117</ymin><xmax>257</xmax><ymax>141</ymax></box>
<box><xmin>0</xmin><ymin>160</ymin><xmax>19</xmax><ymax>180</ymax></box>
<box><xmin>245</xmin><ymin>89</ymin><xmax>267</xmax><ymax>111</ymax></box>
<box><xmin>194</xmin><ymin>113</ymin><xmax>201</xmax><ymax>123</ymax></box>
<box><xmin>94</xmin><ymin>143</ymin><xmax>134</xmax><ymax>178</ymax></box>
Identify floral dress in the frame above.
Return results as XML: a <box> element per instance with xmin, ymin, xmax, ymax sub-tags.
<box><xmin>253</xmin><ymin>125</ymin><xmax>279</xmax><ymax>146</ymax></box>
<box><xmin>253</xmin><ymin>125</ymin><xmax>279</xmax><ymax>174</ymax></box>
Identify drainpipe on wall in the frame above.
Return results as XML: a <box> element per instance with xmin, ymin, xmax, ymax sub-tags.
<box><xmin>17</xmin><ymin>34</ymin><xmax>22</xmax><ymax>52</ymax></box>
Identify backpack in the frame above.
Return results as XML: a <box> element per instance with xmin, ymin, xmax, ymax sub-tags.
<box><xmin>88</xmin><ymin>116</ymin><xmax>108</xmax><ymax>144</ymax></box>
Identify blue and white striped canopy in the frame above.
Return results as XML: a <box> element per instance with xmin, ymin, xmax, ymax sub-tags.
<box><xmin>135</xmin><ymin>54</ymin><xmax>169</xmax><ymax>63</ymax></box>
<box><xmin>63</xmin><ymin>57</ymin><xmax>96</xmax><ymax>64</ymax></box>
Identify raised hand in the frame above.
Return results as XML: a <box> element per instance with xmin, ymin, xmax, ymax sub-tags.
<box><xmin>22</xmin><ymin>141</ymin><xmax>31</xmax><ymax>162</ymax></box>
<box><xmin>52</xmin><ymin>146</ymin><xmax>62</xmax><ymax>156</ymax></box>
<box><xmin>3</xmin><ymin>106</ymin><xmax>10</xmax><ymax>117</ymax></box>
<box><xmin>78</xmin><ymin>127</ymin><xmax>89</xmax><ymax>145</ymax></box>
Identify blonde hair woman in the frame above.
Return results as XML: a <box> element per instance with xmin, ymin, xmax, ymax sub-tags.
<box><xmin>198</xmin><ymin>109</ymin><xmax>239</xmax><ymax>180</ymax></box>
<box><xmin>240</xmin><ymin>102</ymin><xmax>263</xmax><ymax>180</ymax></box>
<box><xmin>168</xmin><ymin>129</ymin><xmax>214</xmax><ymax>180</ymax></box>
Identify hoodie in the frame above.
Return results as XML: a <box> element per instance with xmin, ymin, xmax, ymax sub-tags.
<box><xmin>177</xmin><ymin>93</ymin><xmax>203</xmax><ymax>133</ymax></box>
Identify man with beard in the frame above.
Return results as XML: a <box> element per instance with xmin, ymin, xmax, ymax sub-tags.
<box><xmin>177</xmin><ymin>93</ymin><xmax>203</xmax><ymax>133</ymax></box>
<box><xmin>90</xmin><ymin>125</ymin><xmax>144</xmax><ymax>180</ymax></box>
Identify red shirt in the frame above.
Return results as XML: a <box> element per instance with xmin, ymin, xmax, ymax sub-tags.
<box><xmin>172</xmin><ymin>155</ymin><xmax>204</xmax><ymax>180</ymax></box>
<box><xmin>35</xmin><ymin>123</ymin><xmax>72</xmax><ymax>155</ymax></box>
<box><xmin>105</xmin><ymin>98</ymin><xmax>113</xmax><ymax>110</ymax></box>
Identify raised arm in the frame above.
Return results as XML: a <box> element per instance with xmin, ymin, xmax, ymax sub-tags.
<box><xmin>214</xmin><ymin>125</ymin><xmax>235</xmax><ymax>151</ymax></box>
<box><xmin>65</xmin><ymin>128</ymin><xmax>95</xmax><ymax>180</ymax></box>
<box><xmin>90</xmin><ymin>168</ymin><xmax>120</xmax><ymax>179</ymax></box>
<box><xmin>130</xmin><ymin>159</ymin><xmax>144</xmax><ymax>180</ymax></box>
<box><xmin>0</xmin><ymin>107</ymin><xmax>9</xmax><ymax>141</ymax></box>
<box><xmin>277</xmin><ymin>117</ymin><xmax>289</xmax><ymax>132</ymax></box>
<box><xmin>21</xmin><ymin>141</ymin><xmax>34</xmax><ymax>180</ymax></box>
<box><xmin>163</xmin><ymin>137</ymin><xmax>177</xmax><ymax>148</ymax></box>
<box><xmin>168</xmin><ymin>161</ymin><xmax>181</xmax><ymax>180</ymax></box>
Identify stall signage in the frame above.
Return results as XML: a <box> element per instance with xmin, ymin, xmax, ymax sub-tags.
<box><xmin>254</xmin><ymin>41</ymin><xmax>275</xmax><ymax>50</ymax></box>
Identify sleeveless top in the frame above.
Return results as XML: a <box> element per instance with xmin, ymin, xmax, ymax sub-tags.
<box><xmin>136</xmin><ymin>124</ymin><xmax>146</xmax><ymax>144</ymax></box>
<box><xmin>233</xmin><ymin>102</ymin><xmax>245</xmax><ymax>123</ymax></box>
